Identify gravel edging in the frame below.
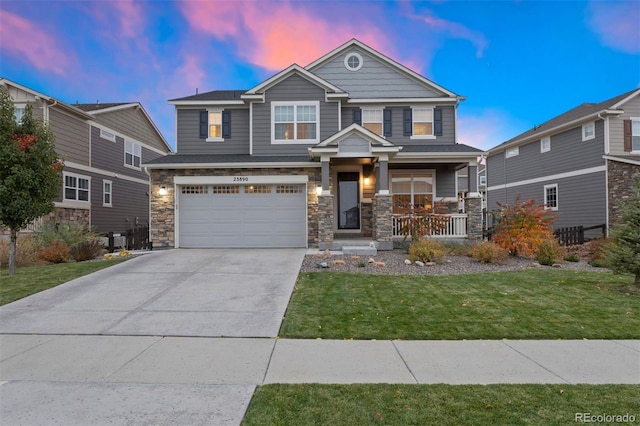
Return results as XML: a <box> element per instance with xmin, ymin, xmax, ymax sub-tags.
<box><xmin>300</xmin><ymin>250</ymin><xmax>610</xmax><ymax>275</ymax></box>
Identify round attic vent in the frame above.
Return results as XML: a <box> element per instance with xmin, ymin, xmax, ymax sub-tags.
<box><xmin>344</xmin><ymin>53</ymin><xmax>363</xmax><ymax>71</ymax></box>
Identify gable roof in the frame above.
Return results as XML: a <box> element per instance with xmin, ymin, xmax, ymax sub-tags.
<box><xmin>314</xmin><ymin>123</ymin><xmax>397</xmax><ymax>148</ymax></box>
<box><xmin>489</xmin><ymin>88</ymin><xmax>640</xmax><ymax>154</ymax></box>
<box><xmin>305</xmin><ymin>39</ymin><xmax>461</xmax><ymax>99</ymax></box>
<box><xmin>169</xmin><ymin>90</ymin><xmax>247</xmax><ymax>103</ymax></box>
<box><xmin>243</xmin><ymin>64</ymin><xmax>346</xmax><ymax>98</ymax></box>
<box><xmin>75</xmin><ymin>102</ymin><xmax>131</xmax><ymax>112</ymax></box>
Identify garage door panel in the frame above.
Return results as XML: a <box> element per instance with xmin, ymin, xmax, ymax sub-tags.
<box><xmin>178</xmin><ymin>183</ymin><xmax>306</xmax><ymax>248</ymax></box>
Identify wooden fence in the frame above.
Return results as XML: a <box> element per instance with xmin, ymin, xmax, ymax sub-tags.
<box><xmin>485</xmin><ymin>224</ymin><xmax>606</xmax><ymax>246</ymax></box>
<box><xmin>105</xmin><ymin>226</ymin><xmax>150</xmax><ymax>252</ymax></box>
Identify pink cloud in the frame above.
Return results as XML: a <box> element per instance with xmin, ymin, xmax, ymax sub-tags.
<box><xmin>457</xmin><ymin>109</ymin><xmax>521</xmax><ymax>151</ymax></box>
<box><xmin>178</xmin><ymin>0</ymin><xmax>402</xmax><ymax>71</ymax></box>
<box><xmin>418</xmin><ymin>12</ymin><xmax>488</xmax><ymax>58</ymax></box>
<box><xmin>110</xmin><ymin>0</ymin><xmax>145</xmax><ymax>38</ymax></box>
<box><xmin>587</xmin><ymin>0</ymin><xmax>640</xmax><ymax>54</ymax></box>
<box><xmin>0</xmin><ymin>9</ymin><xmax>76</xmax><ymax>75</ymax></box>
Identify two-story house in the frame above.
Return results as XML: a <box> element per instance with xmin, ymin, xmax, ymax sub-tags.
<box><xmin>486</xmin><ymin>88</ymin><xmax>640</xmax><ymax>237</ymax></box>
<box><xmin>2</xmin><ymin>78</ymin><xmax>172</xmax><ymax>235</ymax></box>
<box><xmin>145</xmin><ymin>39</ymin><xmax>484</xmax><ymax>249</ymax></box>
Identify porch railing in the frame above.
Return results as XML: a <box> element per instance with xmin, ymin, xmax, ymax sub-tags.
<box><xmin>392</xmin><ymin>214</ymin><xmax>468</xmax><ymax>238</ymax></box>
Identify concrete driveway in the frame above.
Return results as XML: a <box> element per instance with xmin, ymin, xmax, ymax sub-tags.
<box><xmin>0</xmin><ymin>248</ymin><xmax>305</xmax><ymax>337</ymax></box>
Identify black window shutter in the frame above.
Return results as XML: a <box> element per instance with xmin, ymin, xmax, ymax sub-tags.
<box><xmin>199</xmin><ymin>111</ymin><xmax>208</xmax><ymax>139</ymax></box>
<box><xmin>222</xmin><ymin>110</ymin><xmax>231</xmax><ymax>139</ymax></box>
<box><xmin>623</xmin><ymin>119</ymin><xmax>632</xmax><ymax>152</ymax></box>
<box><xmin>353</xmin><ymin>108</ymin><xmax>362</xmax><ymax>125</ymax></box>
<box><xmin>434</xmin><ymin>107</ymin><xmax>443</xmax><ymax>136</ymax></box>
<box><xmin>383</xmin><ymin>108</ymin><xmax>392</xmax><ymax>137</ymax></box>
<box><xmin>403</xmin><ymin>108</ymin><xmax>412</xmax><ymax>136</ymax></box>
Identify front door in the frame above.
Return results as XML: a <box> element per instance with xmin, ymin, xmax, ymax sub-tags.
<box><xmin>338</xmin><ymin>172</ymin><xmax>360</xmax><ymax>229</ymax></box>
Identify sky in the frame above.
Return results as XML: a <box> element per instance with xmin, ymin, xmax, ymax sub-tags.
<box><xmin>1</xmin><ymin>0</ymin><xmax>639</xmax><ymax>151</ymax></box>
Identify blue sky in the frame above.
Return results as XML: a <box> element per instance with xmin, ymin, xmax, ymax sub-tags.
<box><xmin>1</xmin><ymin>0</ymin><xmax>638</xmax><ymax>151</ymax></box>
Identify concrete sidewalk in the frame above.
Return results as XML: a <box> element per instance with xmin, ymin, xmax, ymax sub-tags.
<box><xmin>1</xmin><ymin>335</ymin><xmax>638</xmax><ymax>425</ymax></box>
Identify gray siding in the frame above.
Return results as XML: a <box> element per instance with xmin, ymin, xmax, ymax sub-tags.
<box><xmin>609</xmin><ymin>94</ymin><xmax>640</xmax><ymax>155</ymax></box>
<box><xmin>252</xmin><ymin>74</ymin><xmax>339</xmax><ymax>156</ymax></box>
<box><xmin>176</xmin><ymin>108</ymin><xmax>250</xmax><ymax>155</ymax></box>
<box><xmin>486</xmin><ymin>172</ymin><xmax>606</xmax><ymax>232</ymax></box>
<box><xmin>49</xmin><ymin>108</ymin><xmax>90</xmax><ymax>166</ymax></box>
<box><xmin>90</xmin><ymin>126</ymin><xmax>153</xmax><ymax>181</ymax></box>
<box><xmin>93</xmin><ymin>107</ymin><xmax>169</xmax><ymax>153</ymax></box>
<box><xmin>311</xmin><ymin>47</ymin><xmax>443</xmax><ymax>99</ymax></box>
<box><xmin>90</xmin><ymin>172</ymin><xmax>150</xmax><ymax>234</ymax></box>
<box><xmin>341</xmin><ymin>105</ymin><xmax>455</xmax><ymax>145</ymax></box>
<box><xmin>488</xmin><ymin>120</ymin><xmax>605</xmax><ymax>186</ymax></box>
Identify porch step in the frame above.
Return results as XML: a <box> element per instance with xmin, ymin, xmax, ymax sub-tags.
<box><xmin>342</xmin><ymin>246</ymin><xmax>378</xmax><ymax>256</ymax></box>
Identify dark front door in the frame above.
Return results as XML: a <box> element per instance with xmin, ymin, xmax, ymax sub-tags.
<box><xmin>338</xmin><ymin>172</ymin><xmax>360</xmax><ymax>229</ymax></box>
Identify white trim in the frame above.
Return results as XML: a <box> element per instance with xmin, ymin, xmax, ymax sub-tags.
<box><xmin>245</xmin><ymin>64</ymin><xmax>345</xmax><ymax>95</ymax></box>
<box><xmin>540</xmin><ymin>136</ymin><xmax>551</xmax><ymax>153</ymax></box>
<box><xmin>347</xmin><ymin>97</ymin><xmax>458</xmax><ymax>104</ymax></box>
<box><xmin>88</xmin><ymin>121</ymin><xmax>169</xmax><ymax>156</ymax></box>
<box><xmin>271</xmin><ymin>101</ymin><xmax>320</xmax><ymax>144</ymax></box>
<box><xmin>543</xmin><ymin>183</ymin><xmax>558</xmax><ymax>211</ymax></box>
<box><xmin>610</xmin><ymin>88</ymin><xmax>640</xmax><ymax>109</ymax></box>
<box><xmin>605</xmin><ymin>162</ymin><xmax>609</xmax><ymax>234</ymax></box>
<box><xmin>103</xmin><ymin>179</ymin><xmax>113</xmax><ymax>207</ymax></box>
<box><xmin>631</xmin><ymin>117</ymin><xmax>640</xmax><ymax>153</ymax></box>
<box><xmin>249</xmin><ymin>102</ymin><xmax>253</xmax><ymax>155</ymax></box>
<box><xmin>100</xmin><ymin>128</ymin><xmax>116</xmax><ymax>142</ymax></box>
<box><xmin>168</xmin><ymin>100</ymin><xmax>245</xmax><ymax>106</ymax></box>
<box><xmin>603</xmin><ymin>155</ymin><xmax>640</xmax><ymax>166</ymax></box>
<box><xmin>54</xmin><ymin>200</ymin><xmax>91</xmax><ymax>210</ymax></box>
<box><xmin>344</xmin><ymin>52</ymin><xmax>363</xmax><ymax>71</ymax></box>
<box><xmin>174</xmin><ymin>175</ymin><xmax>309</xmax><ymax>185</ymax></box>
<box><xmin>144</xmin><ymin>161</ymin><xmax>320</xmax><ymax>170</ymax></box>
<box><xmin>486</xmin><ymin>165</ymin><xmax>606</xmax><ymax>192</ymax></box>
<box><xmin>582</xmin><ymin>121</ymin><xmax>595</xmax><ymax>141</ymax></box>
<box><xmin>63</xmin><ymin>171</ymin><xmax>91</xmax><ymax>204</ymax></box>
<box><xmin>506</xmin><ymin>147</ymin><xmax>519</xmax><ymax>158</ymax></box>
<box><xmin>65</xmin><ymin>161</ymin><xmax>150</xmax><ymax>185</ymax></box>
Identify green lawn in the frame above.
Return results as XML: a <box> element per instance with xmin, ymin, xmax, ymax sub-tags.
<box><xmin>280</xmin><ymin>270</ymin><xmax>639</xmax><ymax>340</ymax></box>
<box><xmin>243</xmin><ymin>384</ymin><xmax>640</xmax><ymax>426</ymax></box>
<box><xmin>0</xmin><ymin>258</ymin><xmax>129</xmax><ymax>305</ymax></box>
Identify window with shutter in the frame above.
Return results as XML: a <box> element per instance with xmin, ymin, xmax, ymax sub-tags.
<box><xmin>352</xmin><ymin>108</ymin><xmax>362</xmax><ymax>125</ymax></box>
<box><xmin>403</xmin><ymin>108</ymin><xmax>412</xmax><ymax>136</ymax></box>
<box><xmin>202</xmin><ymin>109</ymin><xmax>227</xmax><ymax>142</ymax></box>
<box><xmin>434</xmin><ymin>107</ymin><xmax>443</xmax><ymax>136</ymax></box>
<box><xmin>383</xmin><ymin>108</ymin><xmax>392</xmax><ymax>137</ymax></box>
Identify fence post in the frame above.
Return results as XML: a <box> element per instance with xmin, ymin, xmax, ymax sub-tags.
<box><xmin>107</xmin><ymin>232</ymin><xmax>114</xmax><ymax>253</ymax></box>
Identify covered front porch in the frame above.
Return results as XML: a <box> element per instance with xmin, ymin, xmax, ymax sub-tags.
<box><xmin>309</xmin><ymin>124</ymin><xmax>483</xmax><ymax>250</ymax></box>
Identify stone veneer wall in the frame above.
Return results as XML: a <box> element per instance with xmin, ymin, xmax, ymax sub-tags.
<box><xmin>608</xmin><ymin>159</ymin><xmax>640</xmax><ymax>229</ymax></box>
<box><xmin>372</xmin><ymin>194</ymin><xmax>393</xmax><ymax>250</ymax></box>
<box><xmin>317</xmin><ymin>194</ymin><xmax>334</xmax><ymax>247</ymax></box>
<box><xmin>360</xmin><ymin>201</ymin><xmax>373</xmax><ymax>238</ymax></box>
<box><xmin>464</xmin><ymin>195</ymin><xmax>483</xmax><ymax>240</ymax></box>
<box><xmin>47</xmin><ymin>207</ymin><xmax>90</xmax><ymax>229</ymax></box>
<box><xmin>150</xmin><ymin>167</ymin><xmax>321</xmax><ymax>248</ymax></box>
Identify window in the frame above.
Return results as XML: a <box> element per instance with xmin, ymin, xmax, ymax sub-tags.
<box><xmin>103</xmin><ymin>180</ymin><xmax>112</xmax><ymax>207</ymax></box>
<box><xmin>272</xmin><ymin>102</ymin><xmax>319</xmax><ymax>143</ymax></box>
<box><xmin>391</xmin><ymin>173</ymin><xmax>434</xmax><ymax>213</ymax></box>
<box><xmin>412</xmin><ymin>108</ymin><xmax>434</xmax><ymax>138</ymax></box>
<box><xmin>506</xmin><ymin>147</ymin><xmax>519</xmax><ymax>158</ymax></box>
<box><xmin>125</xmin><ymin>140</ymin><xmax>141</xmax><ymax>168</ymax></box>
<box><xmin>14</xmin><ymin>104</ymin><xmax>25</xmax><ymax>123</ymax></box>
<box><xmin>344</xmin><ymin>53</ymin><xmax>363</xmax><ymax>71</ymax></box>
<box><xmin>479</xmin><ymin>175</ymin><xmax>487</xmax><ymax>186</ymax></box>
<box><xmin>541</xmin><ymin>136</ymin><xmax>551</xmax><ymax>153</ymax></box>
<box><xmin>64</xmin><ymin>173</ymin><xmax>90</xmax><ymax>202</ymax></box>
<box><xmin>632</xmin><ymin>119</ymin><xmax>640</xmax><ymax>151</ymax></box>
<box><xmin>362</xmin><ymin>109</ymin><xmax>383</xmax><ymax>135</ymax></box>
<box><xmin>544</xmin><ymin>184</ymin><xmax>558</xmax><ymax>211</ymax></box>
<box><xmin>208</xmin><ymin>111</ymin><xmax>222</xmax><ymax>139</ymax></box>
<box><xmin>199</xmin><ymin>109</ymin><xmax>230</xmax><ymax>141</ymax></box>
<box><xmin>100</xmin><ymin>129</ymin><xmax>116</xmax><ymax>142</ymax></box>
<box><xmin>582</xmin><ymin>121</ymin><xmax>595</xmax><ymax>141</ymax></box>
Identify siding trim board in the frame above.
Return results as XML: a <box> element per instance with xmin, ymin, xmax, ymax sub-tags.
<box><xmin>65</xmin><ymin>161</ymin><xmax>150</xmax><ymax>185</ymax></box>
<box><xmin>88</xmin><ymin>122</ymin><xmax>168</xmax><ymax>155</ymax></box>
<box><xmin>486</xmin><ymin>165</ymin><xmax>606</xmax><ymax>192</ymax></box>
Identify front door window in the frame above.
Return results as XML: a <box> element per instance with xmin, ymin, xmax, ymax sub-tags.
<box><xmin>338</xmin><ymin>172</ymin><xmax>360</xmax><ymax>229</ymax></box>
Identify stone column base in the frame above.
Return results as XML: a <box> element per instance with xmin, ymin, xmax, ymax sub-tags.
<box><xmin>318</xmin><ymin>194</ymin><xmax>334</xmax><ymax>248</ymax></box>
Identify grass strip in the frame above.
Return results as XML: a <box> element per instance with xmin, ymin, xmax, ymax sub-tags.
<box><xmin>243</xmin><ymin>384</ymin><xmax>640</xmax><ymax>426</ymax></box>
<box><xmin>1</xmin><ymin>258</ymin><xmax>128</xmax><ymax>305</ymax></box>
<box><xmin>280</xmin><ymin>270</ymin><xmax>639</xmax><ymax>340</ymax></box>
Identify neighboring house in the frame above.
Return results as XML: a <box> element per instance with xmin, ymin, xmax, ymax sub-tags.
<box><xmin>1</xmin><ymin>78</ymin><xmax>172</xmax><ymax>235</ymax></box>
<box><xmin>486</xmin><ymin>88</ymin><xmax>640</xmax><ymax>237</ymax></box>
<box><xmin>145</xmin><ymin>39</ymin><xmax>484</xmax><ymax>249</ymax></box>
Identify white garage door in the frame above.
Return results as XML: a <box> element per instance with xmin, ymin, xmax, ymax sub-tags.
<box><xmin>178</xmin><ymin>183</ymin><xmax>307</xmax><ymax>248</ymax></box>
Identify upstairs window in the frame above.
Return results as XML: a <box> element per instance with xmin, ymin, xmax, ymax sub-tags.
<box><xmin>208</xmin><ymin>111</ymin><xmax>222</xmax><ymax>139</ymax></box>
<box><xmin>544</xmin><ymin>184</ymin><xmax>558</xmax><ymax>211</ymax></box>
<box><xmin>100</xmin><ymin>129</ymin><xmax>116</xmax><ymax>142</ymax></box>
<box><xmin>404</xmin><ymin>107</ymin><xmax>441</xmax><ymax>138</ymax></box>
<box><xmin>272</xmin><ymin>101</ymin><xmax>319</xmax><ymax>143</ymax></box>
<box><xmin>14</xmin><ymin>104</ymin><xmax>25</xmax><ymax>123</ymax></box>
<box><xmin>506</xmin><ymin>147</ymin><xmax>519</xmax><ymax>158</ymax></box>
<box><xmin>362</xmin><ymin>109</ymin><xmax>383</xmax><ymax>136</ymax></box>
<box><xmin>582</xmin><ymin>121</ymin><xmax>595</xmax><ymax>141</ymax></box>
<box><xmin>64</xmin><ymin>173</ymin><xmax>90</xmax><ymax>202</ymax></box>
<box><xmin>412</xmin><ymin>108</ymin><xmax>433</xmax><ymax>138</ymax></box>
<box><xmin>103</xmin><ymin>180</ymin><xmax>112</xmax><ymax>207</ymax></box>
<box><xmin>125</xmin><ymin>140</ymin><xmax>141</xmax><ymax>168</ymax></box>
<box><xmin>541</xmin><ymin>136</ymin><xmax>551</xmax><ymax>153</ymax></box>
<box><xmin>199</xmin><ymin>109</ymin><xmax>231</xmax><ymax>141</ymax></box>
<box><xmin>632</xmin><ymin>119</ymin><xmax>640</xmax><ymax>152</ymax></box>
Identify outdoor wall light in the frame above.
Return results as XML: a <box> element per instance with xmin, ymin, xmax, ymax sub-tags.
<box><xmin>316</xmin><ymin>185</ymin><xmax>323</xmax><ymax>196</ymax></box>
<box><xmin>159</xmin><ymin>186</ymin><xmax>167</xmax><ymax>195</ymax></box>
<box><xmin>364</xmin><ymin>177</ymin><xmax>371</xmax><ymax>185</ymax></box>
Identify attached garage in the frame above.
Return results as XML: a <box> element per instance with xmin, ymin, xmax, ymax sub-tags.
<box><xmin>176</xmin><ymin>176</ymin><xmax>308</xmax><ymax>248</ymax></box>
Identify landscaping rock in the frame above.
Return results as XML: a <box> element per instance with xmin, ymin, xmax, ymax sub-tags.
<box><xmin>331</xmin><ymin>260</ymin><xmax>346</xmax><ymax>266</ymax></box>
<box><xmin>404</xmin><ymin>259</ymin><xmax>412</xmax><ymax>265</ymax></box>
<box><xmin>368</xmin><ymin>257</ymin><xmax>375</xmax><ymax>263</ymax></box>
<box><xmin>415</xmin><ymin>261</ymin><xmax>425</xmax><ymax>267</ymax></box>
<box><xmin>425</xmin><ymin>262</ymin><xmax>436</xmax><ymax>266</ymax></box>
<box><xmin>316</xmin><ymin>262</ymin><xmax>329</xmax><ymax>268</ymax></box>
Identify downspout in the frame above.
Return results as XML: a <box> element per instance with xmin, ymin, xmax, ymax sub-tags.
<box><xmin>598</xmin><ymin>112</ymin><xmax>609</xmax><ymax>235</ymax></box>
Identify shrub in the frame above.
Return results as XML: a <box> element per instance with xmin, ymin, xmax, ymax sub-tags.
<box><xmin>442</xmin><ymin>241</ymin><xmax>474</xmax><ymax>256</ymax></box>
<box><xmin>564</xmin><ymin>254</ymin><xmax>580</xmax><ymax>262</ymax></box>
<box><xmin>535</xmin><ymin>239</ymin><xmax>567</xmax><ymax>266</ymax></box>
<box><xmin>469</xmin><ymin>241</ymin><xmax>508</xmax><ymax>264</ymax></box>
<box><xmin>71</xmin><ymin>240</ymin><xmax>105</xmax><ymax>262</ymax></box>
<box><xmin>408</xmin><ymin>239</ymin><xmax>448</xmax><ymax>264</ymax></box>
<box><xmin>586</xmin><ymin>238</ymin><xmax>611</xmax><ymax>268</ymax></box>
<box><xmin>0</xmin><ymin>234</ymin><xmax>41</xmax><ymax>267</ymax></box>
<box><xmin>492</xmin><ymin>197</ymin><xmax>557</xmax><ymax>257</ymax></box>
<box><xmin>37</xmin><ymin>240</ymin><xmax>71</xmax><ymax>264</ymax></box>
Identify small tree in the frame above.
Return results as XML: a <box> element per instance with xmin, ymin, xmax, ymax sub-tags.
<box><xmin>0</xmin><ymin>87</ymin><xmax>63</xmax><ymax>275</ymax></box>
<box><xmin>396</xmin><ymin>200</ymin><xmax>450</xmax><ymax>241</ymax></box>
<box><xmin>492</xmin><ymin>196</ymin><xmax>557</xmax><ymax>257</ymax></box>
<box><xmin>605</xmin><ymin>175</ymin><xmax>640</xmax><ymax>286</ymax></box>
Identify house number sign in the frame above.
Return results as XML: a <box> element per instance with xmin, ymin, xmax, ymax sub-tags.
<box><xmin>233</xmin><ymin>177</ymin><xmax>249</xmax><ymax>182</ymax></box>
